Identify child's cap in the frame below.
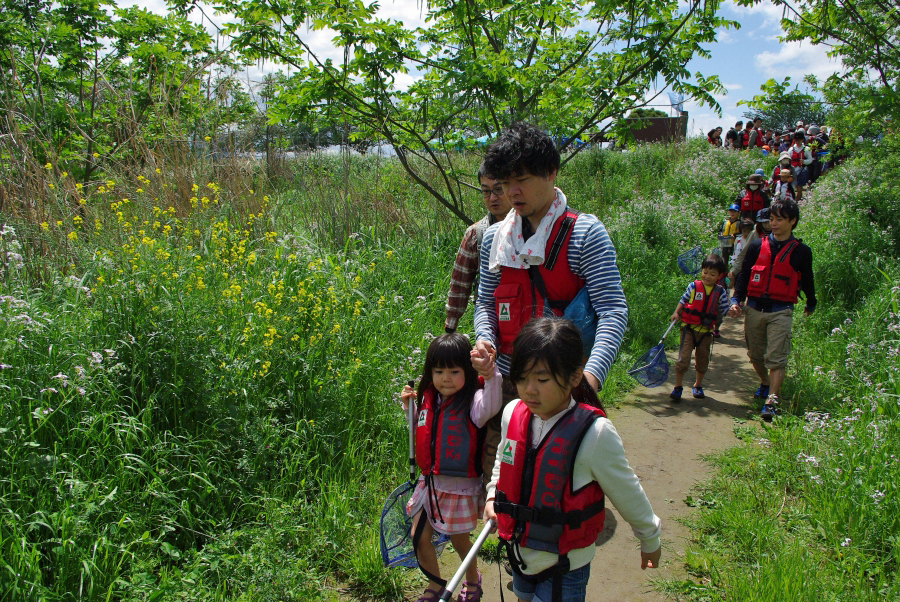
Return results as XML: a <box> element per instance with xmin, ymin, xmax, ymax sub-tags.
<box><xmin>779</xmin><ymin>168</ymin><xmax>794</xmax><ymax>180</ymax></box>
<box><xmin>756</xmin><ymin>208</ymin><xmax>770</xmax><ymax>222</ymax></box>
<box><xmin>728</xmin><ymin>203</ymin><xmax>740</xmax><ymax>212</ymax></box>
<box><xmin>762</xmin><ymin>145</ymin><xmax>771</xmax><ymax>151</ymax></box>
<box><xmin>754</xmin><ymin>168</ymin><xmax>765</xmax><ymax>176</ymax></box>
<box><xmin>796</xmin><ymin>120</ymin><xmax>804</xmax><ymax>127</ymax></box>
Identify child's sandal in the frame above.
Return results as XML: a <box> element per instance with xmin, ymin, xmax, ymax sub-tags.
<box><xmin>415</xmin><ymin>589</ymin><xmax>441</xmax><ymax>602</ymax></box>
<box><xmin>458</xmin><ymin>571</ymin><xmax>482</xmax><ymax>602</ymax></box>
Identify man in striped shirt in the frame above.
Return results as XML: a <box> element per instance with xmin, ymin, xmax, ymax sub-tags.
<box><xmin>444</xmin><ymin>163</ymin><xmax>512</xmax><ymax>333</ymax></box>
<box><xmin>473</xmin><ymin>123</ymin><xmax>628</xmax><ymax>473</ymax></box>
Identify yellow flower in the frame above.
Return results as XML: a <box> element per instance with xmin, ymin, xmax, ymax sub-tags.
<box><xmin>40</xmin><ymin>222</ymin><xmax>49</xmax><ymax>231</ymax></box>
<box><xmin>61</xmin><ymin>171</ymin><xmax>68</xmax><ymax>178</ymax></box>
<box><xmin>75</xmin><ymin>183</ymin><xmax>83</xmax><ymax>190</ymax></box>
<box><xmin>56</xmin><ymin>220</ymin><xmax>63</xmax><ymax>227</ymax></box>
<box><xmin>77</xmin><ymin>198</ymin><xmax>86</xmax><ymax>205</ymax></box>
<box><xmin>136</xmin><ymin>188</ymin><xmax>143</xmax><ymax>193</ymax></box>
<box><xmin>204</xmin><ymin>136</ymin><xmax>211</xmax><ymax>142</ymax></box>
<box><xmin>67</xmin><ymin>231</ymin><xmax>78</xmax><ymax>241</ymax></box>
<box><xmin>155</xmin><ymin>168</ymin><xmax>161</xmax><ymax>174</ymax></box>
<box><xmin>44</xmin><ymin>163</ymin><xmax>52</xmax><ymax>169</ymax></box>
<box><xmin>386</xmin><ymin>250</ymin><xmax>394</xmax><ymax>259</ymax></box>
<box><xmin>73</xmin><ymin>216</ymin><xmax>82</xmax><ymax>226</ymax></box>
<box><xmin>92</xmin><ymin>152</ymin><xmax>99</xmax><ymax>158</ymax></box>
<box><xmin>48</xmin><ymin>183</ymin><xmax>55</xmax><ymax>190</ymax></box>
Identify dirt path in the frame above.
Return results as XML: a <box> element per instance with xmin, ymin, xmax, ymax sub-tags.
<box><xmin>463</xmin><ymin>316</ymin><xmax>760</xmax><ymax>601</ymax></box>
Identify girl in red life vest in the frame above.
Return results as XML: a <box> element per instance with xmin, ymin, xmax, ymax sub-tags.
<box><xmin>399</xmin><ymin>333</ymin><xmax>501</xmax><ymax>602</ymax></box>
<box><xmin>483</xmin><ymin>318</ymin><xmax>661</xmax><ymax>602</ymax></box>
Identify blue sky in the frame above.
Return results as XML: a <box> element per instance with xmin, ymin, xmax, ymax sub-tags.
<box><xmin>123</xmin><ymin>0</ymin><xmax>842</xmax><ymax>138</ymax></box>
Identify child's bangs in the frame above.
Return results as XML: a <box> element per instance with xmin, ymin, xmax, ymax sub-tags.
<box><xmin>428</xmin><ymin>335</ymin><xmax>472</xmax><ymax>369</ymax></box>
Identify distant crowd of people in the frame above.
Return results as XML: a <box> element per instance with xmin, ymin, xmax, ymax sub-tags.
<box><xmin>706</xmin><ymin>117</ymin><xmax>847</xmax><ymax>181</ymax></box>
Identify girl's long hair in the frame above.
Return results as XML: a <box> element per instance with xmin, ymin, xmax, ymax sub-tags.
<box><xmin>508</xmin><ymin>317</ymin><xmax>604</xmax><ymax>411</ymax></box>
<box><xmin>416</xmin><ymin>333</ymin><xmax>479</xmax><ymax>412</ymax></box>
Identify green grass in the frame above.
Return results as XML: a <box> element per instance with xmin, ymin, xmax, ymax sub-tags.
<box><xmin>1</xmin><ymin>138</ymin><xmax>898</xmax><ymax>600</ymax></box>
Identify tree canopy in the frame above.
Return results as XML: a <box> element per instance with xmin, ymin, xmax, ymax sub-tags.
<box><xmin>206</xmin><ymin>0</ymin><xmax>735</xmax><ymax>223</ymax></box>
<box><xmin>740</xmin><ymin>77</ymin><xmax>830</xmax><ymax>131</ymax></box>
<box><xmin>737</xmin><ymin>0</ymin><xmax>899</xmax><ymax>130</ymax></box>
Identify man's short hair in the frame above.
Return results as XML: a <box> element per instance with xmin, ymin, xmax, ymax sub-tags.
<box><xmin>483</xmin><ymin>122</ymin><xmax>560</xmax><ymax>180</ymax></box>
<box><xmin>735</xmin><ymin>121</ymin><xmax>743</xmax><ymax>127</ymax></box>
<box><xmin>771</xmin><ymin>199</ymin><xmax>800</xmax><ymax>228</ymax></box>
<box><xmin>477</xmin><ymin>161</ymin><xmax>492</xmax><ymax>181</ymax></box>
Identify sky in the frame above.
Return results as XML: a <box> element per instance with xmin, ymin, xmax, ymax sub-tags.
<box><xmin>118</xmin><ymin>0</ymin><xmax>844</xmax><ymax>139</ymax></box>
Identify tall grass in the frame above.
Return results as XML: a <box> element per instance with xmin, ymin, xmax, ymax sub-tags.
<box><xmin>3</xmin><ymin>135</ymin><xmax>896</xmax><ymax>600</ymax></box>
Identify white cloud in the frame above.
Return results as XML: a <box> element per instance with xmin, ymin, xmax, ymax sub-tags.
<box><xmin>721</xmin><ymin>82</ymin><xmax>743</xmax><ymax>91</ymax></box>
<box><xmin>716</xmin><ymin>28</ymin><xmax>736</xmax><ymax>44</ymax></box>
<box><xmin>724</xmin><ymin>0</ymin><xmax>786</xmax><ymax>27</ymax></box>
<box><xmin>755</xmin><ymin>40</ymin><xmax>844</xmax><ymax>80</ymax></box>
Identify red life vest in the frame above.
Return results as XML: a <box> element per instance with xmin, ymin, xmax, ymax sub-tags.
<box><xmin>790</xmin><ymin>145</ymin><xmax>806</xmax><ymax>168</ymax></box>
<box><xmin>747</xmin><ymin>236</ymin><xmax>801</xmax><ymax>303</ymax></box>
<box><xmin>740</xmin><ymin>189</ymin><xmax>766</xmax><ymax>212</ymax></box>
<box><xmin>681</xmin><ymin>280</ymin><xmax>723</xmax><ymax>327</ymax></box>
<box><xmin>740</xmin><ymin>130</ymin><xmax>750</xmax><ymax>148</ymax></box>
<box><xmin>755</xmin><ymin>128</ymin><xmax>764</xmax><ymax>147</ymax></box>
<box><xmin>415</xmin><ymin>384</ymin><xmax>484</xmax><ymax>478</ymax></box>
<box><xmin>495</xmin><ymin>401</ymin><xmax>606</xmax><ymax>557</ymax></box>
<box><xmin>493</xmin><ymin>211</ymin><xmax>584</xmax><ymax>355</ymax></box>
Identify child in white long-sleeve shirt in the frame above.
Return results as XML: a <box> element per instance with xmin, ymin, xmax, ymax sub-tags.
<box><xmin>484</xmin><ymin>318</ymin><xmax>660</xmax><ymax>602</ymax></box>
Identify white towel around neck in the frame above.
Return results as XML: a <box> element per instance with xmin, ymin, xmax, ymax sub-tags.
<box><xmin>488</xmin><ymin>188</ymin><xmax>568</xmax><ymax>272</ymax></box>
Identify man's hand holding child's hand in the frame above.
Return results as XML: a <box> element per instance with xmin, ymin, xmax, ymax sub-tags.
<box><xmin>470</xmin><ymin>347</ymin><xmax>496</xmax><ymax>380</ymax></box>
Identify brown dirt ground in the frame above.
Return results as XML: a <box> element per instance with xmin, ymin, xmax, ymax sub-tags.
<box><xmin>430</xmin><ymin>316</ymin><xmax>760</xmax><ymax>601</ymax></box>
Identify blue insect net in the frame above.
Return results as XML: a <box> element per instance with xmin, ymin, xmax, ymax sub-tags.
<box><xmin>677</xmin><ymin>245</ymin><xmax>703</xmax><ymax>275</ymax></box>
<box><xmin>380</xmin><ymin>480</ymin><xmax>450</xmax><ymax>568</ymax></box>
<box><xmin>627</xmin><ymin>343</ymin><xmax>669</xmax><ymax>388</ymax></box>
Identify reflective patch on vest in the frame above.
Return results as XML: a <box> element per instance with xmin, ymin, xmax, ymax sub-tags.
<box><xmin>695</xmin><ymin>291</ymin><xmax>704</xmax><ymax>300</ymax></box>
<box><xmin>752</xmin><ymin>274</ymin><xmax>761</xmax><ymax>282</ymax></box>
<box><xmin>500</xmin><ymin>440</ymin><xmax>516</xmax><ymax>465</ymax></box>
<box><xmin>418</xmin><ymin>409</ymin><xmax>428</xmax><ymax>427</ymax></box>
<box><xmin>499</xmin><ymin>302</ymin><xmax>511</xmax><ymax>321</ymax></box>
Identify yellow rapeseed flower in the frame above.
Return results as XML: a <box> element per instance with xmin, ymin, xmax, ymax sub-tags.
<box><xmin>73</xmin><ymin>216</ymin><xmax>82</xmax><ymax>226</ymax></box>
<box><xmin>61</xmin><ymin>172</ymin><xmax>67</xmax><ymax>178</ymax></box>
<box><xmin>75</xmin><ymin>183</ymin><xmax>82</xmax><ymax>190</ymax></box>
<box><xmin>40</xmin><ymin>222</ymin><xmax>49</xmax><ymax>231</ymax></box>
<box><xmin>155</xmin><ymin>168</ymin><xmax>161</xmax><ymax>174</ymax></box>
<box><xmin>67</xmin><ymin>231</ymin><xmax>78</xmax><ymax>241</ymax></box>
<box><xmin>56</xmin><ymin>220</ymin><xmax>63</xmax><ymax>227</ymax></box>
<box><xmin>48</xmin><ymin>183</ymin><xmax>55</xmax><ymax>190</ymax></box>
<box><xmin>136</xmin><ymin>188</ymin><xmax>143</xmax><ymax>193</ymax></box>
<box><xmin>44</xmin><ymin>163</ymin><xmax>52</xmax><ymax>169</ymax></box>
<box><xmin>92</xmin><ymin>152</ymin><xmax>99</xmax><ymax>158</ymax></box>
<box><xmin>386</xmin><ymin>250</ymin><xmax>394</xmax><ymax>259</ymax></box>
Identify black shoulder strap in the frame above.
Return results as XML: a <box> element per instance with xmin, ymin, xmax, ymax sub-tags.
<box><xmin>544</xmin><ymin>210</ymin><xmax>580</xmax><ymax>271</ymax></box>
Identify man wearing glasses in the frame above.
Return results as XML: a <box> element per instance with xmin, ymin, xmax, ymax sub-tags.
<box><xmin>444</xmin><ymin>162</ymin><xmax>513</xmax><ymax>333</ymax></box>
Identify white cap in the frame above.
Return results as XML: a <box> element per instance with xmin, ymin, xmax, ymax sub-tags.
<box><xmin>796</xmin><ymin>121</ymin><xmax>804</xmax><ymax>126</ymax></box>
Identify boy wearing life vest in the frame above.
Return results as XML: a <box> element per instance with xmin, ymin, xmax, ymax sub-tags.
<box><xmin>445</xmin><ymin>163</ymin><xmax>513</xmax><ymax>333</ymax></box>
<box><xmin>789</xmin><ymin>131</ymin><xmax>813</xmax><ymax>199</ymax></box>
<box><xmin>719</xmin><ymin>203</ymin><xmax>740</xmax><ymax>266</ymax></box>
<box><xmin>669</xmin><ymin>254</ymin><xmax>736</xmax><ymax>401</ymax></box>
<box><xmin>730</xmin><ymin>200</ymin><xmax>816</xmax><ymax>422</ymax></box>
<box><xmin>772</xmin><ymin>168</ymin><xmax>795</xmax><ymax>202</ymax></box>
<box><xmin>735</xmin><ymin>173</ymin><xmax>770</xmax><ymax>220</ymax></box>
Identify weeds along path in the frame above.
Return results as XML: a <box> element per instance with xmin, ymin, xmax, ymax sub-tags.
<box><xmin>464</xmin><ymin>316</ymin><xmax>759</xmax><ymax>601</ymax></box>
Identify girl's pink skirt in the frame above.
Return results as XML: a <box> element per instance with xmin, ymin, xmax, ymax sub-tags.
<box><xmin>406</xmin><ymin>479</ymin><xmax>485</xmax><ymax>535</ymax></box>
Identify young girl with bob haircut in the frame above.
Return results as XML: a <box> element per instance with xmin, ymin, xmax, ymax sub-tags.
<box><xmin>484</xmin><ymin>318</ymin><xmax>661</xmax><ymax>602</ymax></box>
<box><xmin>400</xmin><ymin>333</ymin><xmax>501</xmax><ymax>602</ymax></box>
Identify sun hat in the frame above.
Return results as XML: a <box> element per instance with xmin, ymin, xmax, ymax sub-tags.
<box><xmin>754</xmin><ymin>168</ymin><xmax>765</xmax><ymax>176</ymax></box>
<box><xmin>756</xmin><ymin>208</ymin><xmax>770</xmax><ymax>223</ymax></box>
<box><xmin>808</xmin><ymin>125</ymin><xmax>820</xmax><ymax>135</ymax></box>
<box><xmin>778</xmin><ymin>168</ymin><xmax>794</xmax><ymax>181</ymax></box>
<box><xmin>728</xmin><ymin>203</ymin><xmax>740</xmax><ymax>211</ymax></box>
<box><xmin>746</xmin><ymin>174</ymin><xmax>763</xmax><ymax>186</ymax></box>
<box><xmin>778</xmin><ymin>151</ymin><xmax>791</xmax><ymax>162</ymax></box>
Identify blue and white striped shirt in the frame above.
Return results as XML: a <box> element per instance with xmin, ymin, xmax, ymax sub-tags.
<box><xmin>473</xmin><ymin>210</ymin><xmax>628</xmax><ymax>387</ymax></box>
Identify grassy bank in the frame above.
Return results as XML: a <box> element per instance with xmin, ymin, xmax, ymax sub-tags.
<box><xmin>1</xmin><ymin>138</ymin><xmax>897</xmax><ymax>600</ymax></box>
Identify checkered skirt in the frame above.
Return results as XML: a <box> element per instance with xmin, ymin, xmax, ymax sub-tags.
<box><xmin>405</xmin><ymin>479</ymin><xmax>484</xmax><ymax>535</ymax></box>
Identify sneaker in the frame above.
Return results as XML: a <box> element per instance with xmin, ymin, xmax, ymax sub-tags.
<box><xmin>712</xmin><ymin>329</ymin><xmax>722</xmax><ymax>338</ymax></box>
<box><xmin>754</xmin><ymin>384</ymin><xmax>770</xmax><ymax>399</ymax></box>
<box><xmin>670</xmin><ymin>386</ymin><xmax>683</xmax><ymax>402</ymax></box>
<box><xmin>692</xmin><ymin>386</ymin><xmax>705</xmax><ymax>399</ymax></box>
<box><xmin>760</xmin><ymin>394</ymin><xmax>778</xmax><ymax>422</ymax></box>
